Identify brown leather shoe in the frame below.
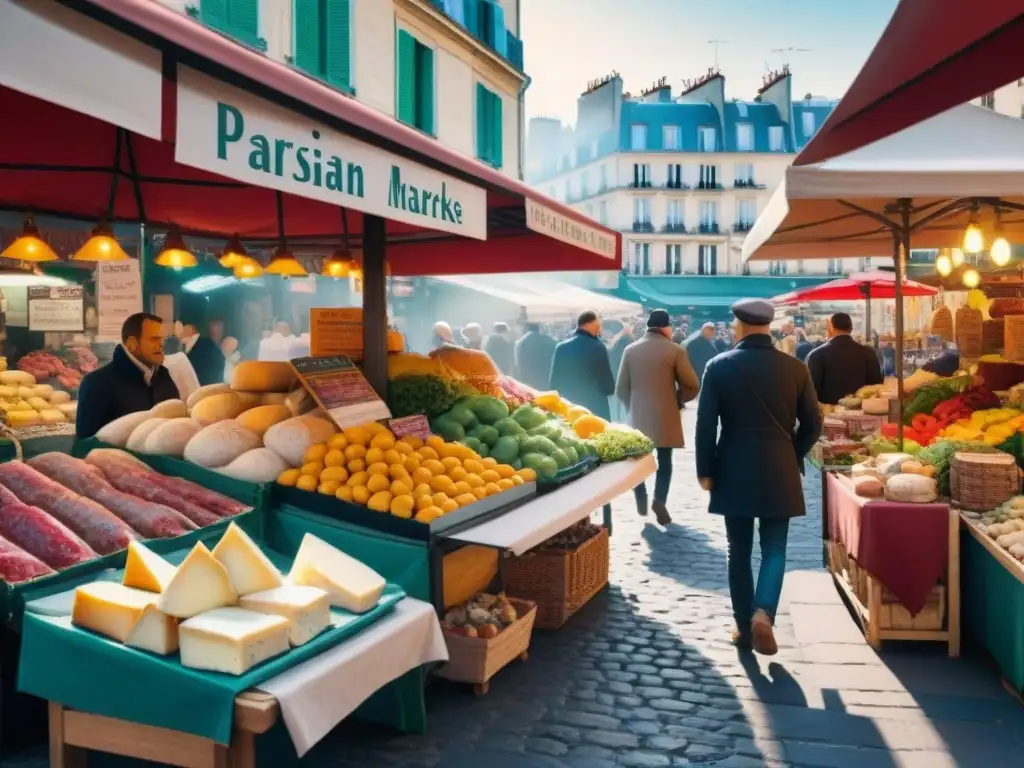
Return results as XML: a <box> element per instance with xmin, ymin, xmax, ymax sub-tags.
<box><xmin>751</xmin><ymin>610</ymin><xmax>778</xmax><ymax>656</ymax></box>
<box><xmin>652</xmin><ymin>500</ymin><xmax>672</xmax><ymax>525</ymax></box>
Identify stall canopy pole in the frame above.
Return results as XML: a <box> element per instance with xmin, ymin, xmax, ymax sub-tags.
<box><xmin>894</xmin><ymin>198</ymin><xmax>912</xmax><ymax>446</ymax></box>
<box><xmin>362</xmin><ymin>214</ymin><xmax>388</xmax><ymax>397</ymax></box>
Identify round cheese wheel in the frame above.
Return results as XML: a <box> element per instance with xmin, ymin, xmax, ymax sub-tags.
<box><xmin>184</xmin><ymin>420</ymin><xmax>261</xmax><ymax>468</ymax></box>
<box><xmin>150</xmin><ymin>399</ymin><xmax>189</xmax><ymax>419</ymax></box>
<box><xmin>191</xmin><ymin>392</ymin><xmax>246</xmax><ymax>427</ymax></box>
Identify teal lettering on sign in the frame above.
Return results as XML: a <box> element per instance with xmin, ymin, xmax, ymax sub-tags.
<box><xmin>216</xmin><ymin>101</ymin><xmax>366</xmax><ymax>199</ymax></box>
<box><xmin>387</xmin><ymin>165</ymin><xmax>463</xmax><ymax>224</ymax></box>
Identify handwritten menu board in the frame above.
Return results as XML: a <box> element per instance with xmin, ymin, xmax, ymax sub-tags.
<box><xmin>96</xmin><ymin>260</ymin><xmax>142</xmax><ymax>341</ymax></box>
<box><xmin>28</xmin><ymin>286</ymin><xmax>84</xmax><ymax>332</ymax></box>
<box><xmin>289</xmin><ymin>355</ymin><xmax>390</xmax><ymax>429</ymax></box>
<box><xmin>309</xmin><ymin>308</ymin><xmax>363</xmax><ymax>358</ymax></box>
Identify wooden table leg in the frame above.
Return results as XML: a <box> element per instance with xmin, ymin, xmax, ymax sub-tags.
<box><xmin>228</xmin><ymin>729</ymin><xmax>256</xmax><ymax>768</ymax></box>
<box><xmin>947</xmin><ymin>508</ymin><xmax>961</xmax><ymax>658</ymax></box>
<box><xmin>602</xmin><ymin>503</ymin><xmax>613</xmax><ymax>536</ymax></box>
<box><xmin>866</xmin><ymin>576</ymin><xmax>882</xmax><ymax>649</ymax></box>
<box><xmin>48</xmin><ymin>702</ymin><xmax>86</xmax><ymax>768</ymax></box>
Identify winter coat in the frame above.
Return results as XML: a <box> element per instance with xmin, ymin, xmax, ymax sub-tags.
<box><xmin>76</xmin><ymin>346</ymin><xmax>180</xmax><ymax>439</ymax></box>
<box><xmin>805</xmin><ymin>334</ymin><xmax>884</xmax><ymax>405</ymax></box>
<box><xmin>695</xmin><ymin>334</ymin><xmax>822</xmax><ymax>519</ymax></box>
<box><xmin>186</xmin><ymin>336</ymin><xmax>226</xmax><ymax>386</ymax></box>
<box><xmin>484</xmin><ymin>334</ymin><xmax>514</xmax><ymax>375</ymax></box>
<box><xmin>616</xmin><ymin>331</ymin><xmax>700</xmax><ymax>448</ymax></box>
<box><xmin>548</xmin><ymin>329</ymin><xmax>615</xmax><ymax>420</ymax></box>
<box><xmin>514</xmin><ymin>330</ymin><xmax>556</xmax><ymax>391</ymax></box>
<box><xmin>683</xmin><ymin>333</ymin><xmax>718</xmax><ymax>385</ymax></box>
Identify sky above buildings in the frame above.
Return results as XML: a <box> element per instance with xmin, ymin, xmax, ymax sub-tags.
<box><xmin>520</xmin><ymin>0</ymin><xmax>899</xmax><ymax>122</ymax></box>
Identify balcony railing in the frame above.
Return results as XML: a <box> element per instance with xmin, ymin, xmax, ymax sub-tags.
<box><xmin>695</xmin><ymin>182</ymin><xmax>725</xmax><ymax>191</ymax></box>
<box><xmin>697</xmin><ymin>223</ymin><xmax>720</xmax><ymax>234</ymax></box>
<box><xmin>628</xmin><ymin>181</ymin><xmax>654</xmax><ymax>189</ymax></box>
<box><xmin>733</xmin><ymin>222</ymin><xmax>754</xmax><ymax>233</ymax></box>
<box><xmin>663</xmin><ymin>181</ymin><xmax>691</xmax><ymax>190</ymax></box>
<box><xmin>632</xmin><ymin>221</ymin><xmax>655</xmax><ymax>233</ymax></box>
<box><xmin>733</xmin><ymin>180</ymin><xmax>766</xmax><ymax>189</ymax></box>
<box><xmin>661</xmin><ymin>223</ymin><xmax>688</xmax><ymax>233</ymax></box>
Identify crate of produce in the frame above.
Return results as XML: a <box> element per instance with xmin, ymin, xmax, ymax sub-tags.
<box><xmin>501</xmin><ymin>523</ymin><xmax>609</xmax><ymax>629</ymax></box>
<box><xmin>436</xmin><ymin>594</ymin><xmax>537</xmax><ymax>696</ymax></box>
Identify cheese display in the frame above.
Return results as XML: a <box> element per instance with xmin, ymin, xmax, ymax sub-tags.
<box><xmin>123</xmin><ymin>541</ymin><xmax>176</xmax><ymax>593</ymax></box>
<box><xmin>288</xmin><ymin>533</ymin><xmax>385</xmax><ymax>613</ymax></box>
<box><xmin>191</xmin><ymin>392</ymin><xmax>247</xmax><ymax>427</ymax></box>
<box><xmin>157</xmin><ymin>542</ymin><xmax>237</xmax><ymax>618</ymax></box>
<box><xmin>149</xmin><ymin>399</ymin><xmax>189</xmax><ymax>419</ymax></box>
<box><xmin>239</xmin><ymin>585</ymin><xmax>330</xmax><ymax>646</ymax></box>
<box><xmin>124</xmin><ymin>603</ymin><xmax>179</xmax><ymax>655</ymax></box>
<box><xmin>183</xmin><ymin>420</ymin><xmax>262</xmax><ymax>468</ymax></box>
<box><xmin>125</xmin><ymin>418</ymin><xmax>168</xmax><ymax>452</ymax></box>
<box><xmin>186</xmin><ymin>383</ymin><xmax>232</xmax><ymax>410</ymax></box>
<box><xmin>211</xmin><ymin>522</ymin><xmax>284</xmax><ymax>596</ymax></box>
<box><xmin>178</xmin><ymin>607</ymin><xmax>291</xmax><ymax>675</ymax></box>
<box><xmin>230</xmin><ymin>361</ymin><xmax>297</xmax><ymax>393</ymax></box>
<box><xmin>72</xmin><ymin>581</ymin><xmax>162</xmax><ymax>643</ymax></box>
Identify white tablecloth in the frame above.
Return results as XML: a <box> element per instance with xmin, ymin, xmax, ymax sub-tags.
<box><xmin>257</xmin><ymin>598</ymin><xmax>447</xmax><ymax>757</ymax></box>
<box><xmin>449</xmin><ymin>454</ymin><xmax>656</xmax><ymax>554</ymax></box>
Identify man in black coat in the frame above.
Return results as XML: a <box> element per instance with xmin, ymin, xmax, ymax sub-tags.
<box><xmin>683</xmin><ymin>322</ymin><xmax>718</xmax><ymax>386</ymax></box>
<box><xmin>805</xmin><ymin>312</ymin><xmax>884</xmax><ymax>405</ymax></box>
<box><xmin>695</xmin><ymin>299</ymin><xmax>822</xmax><ymax>656</ymax></box>
<box><xmin>548</xmin><ymin>311</ymin><xmax>615</xmax><ymax>420</ymax></box>
<box><xmin>76</xmin><ymin>312</ymin><xmax>180</xmax><ymax>439</ymax></box>
<box><xmin>514</xmin><ymin>322</ymin><xmax>556</xmax><ymax>391</ymax></box>
<box><xmin>484</xmin><ymin>322</ymin><xmax>514</xmax><ymax>375</ymax></box>
<box><xmin>183</xmin><ymin>322</ymin><xmax>227</xmax><ymax>386</ymax></box>
<box><xmin>795</xmin><ymin>329</ymin><xmax>815</xmax><ymax>362</ymax></box>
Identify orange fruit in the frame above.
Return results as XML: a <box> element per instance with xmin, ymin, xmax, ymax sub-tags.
<box><xmin>370</xmin><ymin>432</ymin><xmax>396</xmax><ymax>451</ymax></box>
<box><xmin>346</xmin><ymin>471</ymin><xmax>369</xmax><ymax>487</ymax></box>
<box><xmin>367</xmin><ymin>462</ymin><xmax>390</xmax><ymax>477</ymax></box>
<box><xmin>510</xmin><ymin>475</ymin><xmax>524</xmax><ymax>486</ymax></box>
<box><xmin>404</xmin><ymin>454</ymin><xmax>422</xmax><ymax>472</ymax></box>
<box><xmin>389</xmin><ymin>463</ymin><xmax>411</xmax><ymax>480</ymax></box>
<box><xmin>335</xmin><ymin>485</ymin><xmax>354</xmax><ymax>502</ymax></box>
<box><xmin>454</xmin><ymin>492</ymin><xmax>477</xmax><ymax>507</ymax></box>
<box><xmin>303</xmin><ymin>444</ymin><xmax>329</xmax><ymax>463</ymax></box>
<box><xmin>484</xmin><ymin>482</ymin><xmax>502</xmax><ymax>496</ymax></box>
<box><xmin>367</xmin><ymin>491</ymin><xmax>392</xmax><ymax>512</ymax></box>
<box><xmin>495</xmin><ymin>464</ymin><xmax>516</xmax><ymax>479</ymax></box>
<box><xmin>426</xmin><ymin>435</ymin><xmax>445</xmax><ymax>451</ymax></box>
<box><xmin>422</xmin><ymin>459</ymin><xmax>445</xmax><ymax>476</ymax></box>
<box><xmin>352</xmin><ymin>485</ymin><xmax>371</xmax><ymax>504</ymax></box>
<box><xmin>296</xmin><ymin>474</ymin><xmax>318</xmax><ymax>492</ymax></box>
<box><xmin>390</xmin><ymin>495</ymin><xmax>415</xmax><ymax>518</ymax></box>
<box><xmin>416</xmin><ymin>494</ymin><xmax>435</xmax><ymax>511</ymax></box>
<box><xmin>301</xmin><ymin>461</ymin><xmax>324</xmax><ymax>477</ymax></box>
<box><xmin>415</xmin><ymin>506</ymin><xmax>443</xmax><ymax>524</ymax></box>
<box><xmin>327</xmin><ymin>433</ymin><xmax>348</xmax><ymax>451</ymax></box>
<box><xmin>452</xmin><ymin>480</ymin><xmax>473</xmax><ymax>496</ymax></box>
<box><xmin>324</xmin><ymin>449</ymin><xmax>346</xmax><ymax>468</ymax></box>
<box><xmin>441</xmin><ymin>456</ymin><xmax>461</xmax><ymax>472</ymax></box>
<box><xmin>441</xmin><ymin>498</ymin><xmax>459</xmax><ymax>514</ymax></box>
<box><xmin>463</xmin><ymin>459</ymin><xmax>484</xmax><ymax>475</ymax></box>
<box><xmin>399</xmin><ymin>435</ymin><xmax>423</xmax><ymax>451</ymax></box>
<box><xmin>364</xmin><ymin>422</ymin><xmax>387</xmax><ymax>437</ymax></box>
<box><xmin>448</xmin><ymin>467</ymin><xmax>469</xmax><ymax>483</ymax></box>
<box><xmin>277</xmin><ymin>469</ymin><xmax>300</xmax><ymax>487</ymax></box>
<box><xmin>481</xmin><ymin>457</ymin><xmax>498</xmax><ymax>469</ymax></box>
<box><xmin>472</xmin><ymin>486</ymin><xmax>488</xmax><ymax>500</ymax></box>
<box><xmin>517</xmin><ymin>468</ymin><xmax>537</xmax><ymax>482</ymax></box>
<box><xmin>431</xmin><ymin>492</ymin><xmax>450</xmax><ymax>508</ymax></box>
<box><xmin>391</xmin><ymin>479</ymin><xmax>413</xmax><ymax>497</ymax></box>
<box><xmin>418</xmin><ymin>446</ymin><xmax>439</xmax><ymax>461</ymax></box>
<box><xmin>480</xmin><ymin>469</ymin><xmax>501</xmax><ymax>484</ymax></box>
<box><xmin>497</xmin><ymin>478</ymin><xmax>515</xmax><ymax>491</ymax></box>
<box><xmin>413</xmin><ymin>482</ymin><xmax>432</xmax><ymax>497</ymax></box>
<box><xmin>412</xmin><ymin>467</ymin><xmax>433</xmax><ymax>486</ymax></box>
<box><xmin>383</xmin><ymin>449</ymin><xmax>403</xmax><ymax>466</ymax></box>
<box><xmin>367</xmin><ymin>474</ymin><xmax>391</xmax><ymax>494</ymax></box>
<box><xmin>347</xmin><ymin>458</ymin><xmax>366</xmax><ymax>474</ymax></box>
<box><xmin>343</xmin><ymin>426</ymin><xmax>370</xmax><ymax>446</ymax></box>
<box><xmin>466</xmin><ymin>474</ymin><xmax>485</xmax><ymax>488</ymax></box>
<box><xmin>318</xmin><ymin>480</ymin><xmax>341</xmax><ymax>496</ymax></box>
<box><xmin>394</xmin><ymin>441</ymin><xmax>414</xmax><ymax>456</ymax></box>
<box><xmin>365</xmin><ymin>447</ymin><xmax>385</xmax><ymax>465</ymax></box>
<box><xmin>320</xmin><ymin>466</ymin><xmax>349</xmax><ymax>484</ymax></box>
<box><xmin>430</xmin><ymin>475</ymin><xmax>455</xmax><ymax>494</ymax></box>
<box><xmin>344</xmin><ymin>444</ymin><xmax>367</xmax><ymax>461</ymax></box>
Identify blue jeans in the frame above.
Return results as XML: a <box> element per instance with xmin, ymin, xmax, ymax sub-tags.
<box><xmin>724</xmin><ymin>517</ymin><xmax>790</xmax><ymax>632</ymax></box>
<box><xmin>634</xmin><ymin>447</ymin><xmax>673</xmax><ymax>505</ymax></box>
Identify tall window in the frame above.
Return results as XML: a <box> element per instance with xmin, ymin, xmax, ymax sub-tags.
<box><xmin>666</xmin><ymin>200</ymin><xmax>684</xmax><ymax>229</ymax></box>
<box><xmin>293</xmin><ymin>0</ymin><xmax>351</xmax><ymax>90</ymax></box>
<box><xmin>631</xmin><ymin>124</ymin><xmax>648</xmax><ymax>150</ymax></box>
<box><xmin>396</xmin><ymin>30</ymin><xmax>435</xmax><ymax>134</ymax></box>
<box><xmin>801</xmin><ymin>110</ymin><xmax>816</xmax><ymax>137</ymax></box>
<box><xmin>663</xmin><ymin>125</ymin><xmax>681</xmax><ymax>150</ymax></box>
<box><xmin>699</xmin><ymin>201</ymin><xmax>718</xmax><ymax>232</ymax></box>
<box><xmin>698</xmin><ymin>164</ymin><xmax>718</xmax><ymax>189</ymax></box>
<box><xmin>827</xmin><ymin>258</ymin><xmax>843</xmax><ymax>275</ymax></box>
<box><xmin>632</xmin><ymin>242</ymin><xmax>651</xmax><ymax>275</ymax></box>
<box><xmin>599</xmin><ymin>200</ymin><xmax>608</xmax><ymax>225</ymax></box>
<box><xmin>769</xmin><ymin>260</ymin><xmax>787</xmax><ymax>276</ymax></box>
<box><xmin>632</xmin><ymin>163</ymin><xmax>651</xmax><ymax>187</ymax></box>
<box><xmin>666</xmin><ymin>163</ymin><xmax>683</xmax><ymax>188</ymax></box>
<box><xmin>202</xmin><ymin>0</ymin><xmax>261</xmax><ymax>48</ymax></box>
<box><xmin>580</xmin><ymin>170</ymin><xmax>590</xmax><ymax>197</ymax></box>
<box><xmin>737</xmin><ymin>199</ymin><xmax>757</xmax><ymax>229</ymax></box>
<box><xmin>768</xmin><ymin>126</ymin><xmax>784</xmax><ymax>152</ymax></box>
<box><xmin>633</xmin><ymin>198</ymin><xmax>652</xmax><ymax>225</ymax></box>
<box><xmin>590</xmin><ymin>138</ymin><xmax>600</xmax><ymax>159</ymax></box>
<box><xmin>859</xmin><ymin>257</ymin><xmax>872</xmax><ymax>272</ymax></box>
<box><xmin>666</xmin><ymin>244</ymin><xmax>682</xmax><ymax>275</ymax></box>
<box><xmin>736</xmin><ymin>122</ymin><xmax>753</xmax><ymax>152</ymax></box>
<box><xmin>734</xmin><ymin>163</ymin><xmax>754</xmax><ymax>186</ymax></box>
<box><xmin>475</xmin><ymin>83</ymin><xmax>503</xmax><ymax>168</ymax></box>
<box><xmin>475</xmin><ymin>0</ymin><xmax>507</xmax><ymax>55</ymax></box>
<box><xmin>698</xmin><ymin>245</ymin><xmax>717</xmax><ymax>275</ymax></box>
<box><xmin>698</xmin><ymin>126</ymin><xmax>717</xmax><ymax>152</ymax></box>
<box><xmin>981</xmin><ymin>92</ymin><xmax>996</xmax><ymax>110</ymax></box>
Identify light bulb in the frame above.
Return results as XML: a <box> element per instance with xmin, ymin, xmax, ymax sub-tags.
<box><xmin>950</xmin><ymin>248</ymin><xmax>964</xmax><ymax>266</ymax></box>
<box><xmin>233</xmin><ymin>258</ymin><xmax>264</xmax><ymax>279</ymax></box>
<box><xmin>963</xmin><ymin>223</ymin><xmax>984</xmax><ymax>254</ymax></box>
<box><xmin>991</xmin><ymin>236</ymin><xmax>1012</xmax><ymax>266</ymax></box>
<box><xmin>935</xmin><ymin>254</ymin><xmax>953</xmax><ymax>276</ymax></box>
<box><xmin>962</xmin><ymin>268</ymin><xmax>981</xmax><ymax>288</ymax></box>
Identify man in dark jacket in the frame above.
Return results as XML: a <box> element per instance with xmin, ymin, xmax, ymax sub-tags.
<box><xmin>795</xmin><ymin>329</ymin><xmax>814</xmax><ymax>362</ymax></box>
<box><xmin>514</xmin><ymin>322</ymin><xmax>556</xmax><ymax>390</ymax></box>
<box><xmin>696</xmin><ymin>299</ymin><xmax>822</xmax><ymax>656</ymax></box>
<box><xmin>805</xmin><ymin>312</ymin><xmax>884</xmax><ymax>405</ymax></box>
<box><xmin>684</xmin><ymin>323</ymin><xmax>718</xmax><ymax>386</ymax></box>
<box><xmin>76</xmin><ymin>312</ymin><xmax>180</xmax><ymax>439</ymax></box>
<box><xmin>484</xmin><ymin>322</ymin><xmax>514</xmax><ymax>374</ymax></box>
<box><xmin>183</xmin><ymin>322</ymin><xmax>226</xmax><ymax>386</ymax></box>
<box><xmin>549</xmin><ymin>311</ymin><xmax>615</xmax><ymax>420</ymax></box>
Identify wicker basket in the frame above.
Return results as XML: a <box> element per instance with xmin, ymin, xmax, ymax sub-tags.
<box><xmin>435</xmin><ymin>599</ymin><xmax>537</xmax><ymax>696</ymax></box>
<box><xmin>930</xmin><ymin>305</ymin><xmax>954</xmax><ymax>342</ymax></box>
<box><xmin>983</xmin><ymin>319</ymin><xmax>1006</xmax><ymax>355</ymax></box>
<box><xmin>839</xmin><ymin>413</ymin><xmax>883</xmax><ymax>440</ymax></box>
<box><xmin>1005</xmin><ymin>315</ymin><xmax>1024</xmax><ymax>363</ymax></box>
<box><xmin>950</xmin><ymin>451</ymin><xmax>1020</xmax><ymax>511</ymax></box>
<box><xmin>956</xmin><ymin>307</ymin><xmax>984</xmax><ymax>359</ymax></box>
<box><xmin>501</xmin><ymin>527</ymin><xmax>610</xmax><ymax>629</ymax></box>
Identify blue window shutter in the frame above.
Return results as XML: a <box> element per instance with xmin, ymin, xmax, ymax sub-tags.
<box><xmin>293</xmin><ymin>0</ymin><xmax>321</xmax><ymax>77</ymax></box>
<box><xmin>228</xmin><ymin>0</ymin><xmax>259</xmax><ymax>42</ymax></box>
<box><xmin>416</xmin><ymin>44</ymin><xmax>435</xmax><ymax>134</ymax></box>
<box><xmin>491</xmin><ymin>2</ymin><xmax>507</xmax><ymax>56</ymax></box>
<box><xmin>444</xmin><ymin>0</ymin><xmax>464</xmax><ymax>23</ymax></box>
<box><xmin>476</xmin><ymin>84</ymin><xmax>489</xmax><ymax>162</ymax></box>
<box><xmin>491</xmin><ymin>91</ymin><xmax>503</xmax><ymax>169</ymax></box>
<box><xmin>463</xmin><ymin>0</ymin><xmax>479</xmax><ymax>36</ymax></box>
<box><xmin>396</xmin><ymin>30</ymin><xmax>416</xmax><ymax>126</ymax></box>
<box><xmin>325</xmin><ymin>0</ymin><xmax>351</xmax><ymax>89</ymax></box>
<box><xmin>201</xmin><ymin>0</ymin><xmax>229</xmax><ymax>31</ymax></box>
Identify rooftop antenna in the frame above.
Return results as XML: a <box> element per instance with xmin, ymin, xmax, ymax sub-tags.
<box><xmin>708</xmin><ymin>39</ymin><xmax>731</xmax><ymax>69</ymax></box>
<box><xmin>771</xmin><ymin>47</ymin><xmax>812</xmax><ymax>67</ymax></box>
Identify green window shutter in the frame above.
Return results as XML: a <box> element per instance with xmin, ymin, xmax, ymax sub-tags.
<box><xmin>490</xmin><ymin>2</ymin><xmax>507</xmax><ymax>56</ymax></box>
<box><xmin>491</xmin><ymin>91</ymin><xmax>503</xmax><ymax>169</ymax></box>
<box><xmin>463</xmin><ymin>0</ymin><xmax>479</xmax><ymax>36</ymax></box>
<box><xmin>227</xmin><ymin>0</ymin><xmax>259</xmax><ymax>41</ymax></box>
<box><xmin>415</xmin><ymin>43</ymin><xmax>435</xmax><ymax>135</ymax></box>
<box><xmin>293</xmin><ymin>0</ymin><xmax>322</xmax><ymax>77</ymax></box>
<box><xmin>325</xmin><ymin>0</ymin><xmax>351</xmax><ymax>89</ymax></box>
<box><xmin>201</xmin><ymin>0</ymin><xmax>229</xmax><ymax>31</ymax></box>
<box><xmin>475</xmin><ymin>83</ymin><xmax>489</xmax><ymax>162</ymax></box>
<box><xmin>396</xmin><ymin>30</ymin><xmax>416</xmax><ymax>126</ymax></box>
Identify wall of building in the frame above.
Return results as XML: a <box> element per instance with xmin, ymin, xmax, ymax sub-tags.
<box><xmin>974</xmin><ymin>79</ymin><xmax>1024</xmax><ymax>118</ymax></box>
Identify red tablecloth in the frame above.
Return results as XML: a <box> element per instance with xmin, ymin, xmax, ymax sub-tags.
<box><xmin>827</xmin><ymin>472</ymin><xmax>949</xmax><ymax>615</ymax></box>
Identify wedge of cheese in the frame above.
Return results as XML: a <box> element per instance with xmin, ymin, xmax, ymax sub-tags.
<box><xmin>211</xmin><ymin>522</ymin><xmax>283</xmax><ymax>597</ymax></box>
<box><xmin>240</xmin><ymin>585</ymin><xmax>330</xmax><ymax>646</ymax></box>
<box><xmin>72</xmin><ymin>581</ymin><xmax>159</xmax><ymax>643</ymax></box>
<box><xmin>179</xmin><ymin>607</ymin><xmax>290</xmax><ymax>675</ymax></box>
<box><xmin>125</xmin><ymin>603</ymin><xmax>179</xmax><ymax>655</ymax></box>
<box><xmin>157</xmin><ymin>542</ymin><xmax>237</xmax><ymax>619</ymax></box>
<box><xmin>123</xmin><ymin>541</ymin><xmax>176</xmax><ymax>593</ymax></box>
<box><xmin>287</xmin><ymin>534</ymin><xmax>385</xmax><ymax>613</ymax></box>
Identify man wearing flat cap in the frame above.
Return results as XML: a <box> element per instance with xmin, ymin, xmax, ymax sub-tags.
<box><xmin>616</xmin><ymin>309</ymin><xmax>701</xmax><ymax>525</ymax></box>
<box><xmin>695</xmin><ymin>298</ymin><xmax>822</xmax><ymax>655</ymax></box>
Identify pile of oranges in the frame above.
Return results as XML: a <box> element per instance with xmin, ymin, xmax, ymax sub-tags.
<box><xmin>276</xmin><ymin>422</ymin><xmax>536</xmax><ymax>523</ymax></box>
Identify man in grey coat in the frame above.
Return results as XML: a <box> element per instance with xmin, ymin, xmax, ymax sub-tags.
<box><xmin>616</xmin><ymin>309</ymin><xmax>701</xmax><ymax>525</ymax></box>
<box><xmin>695</xmin><ymin>299</ymin><xmax>822</xmax><ymax>655</ymax></box>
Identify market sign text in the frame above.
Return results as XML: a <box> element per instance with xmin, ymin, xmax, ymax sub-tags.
<box><xmin>525</xmin><ymin>199</ymin><xmax>618</xmax><ymax>260</ymax></box>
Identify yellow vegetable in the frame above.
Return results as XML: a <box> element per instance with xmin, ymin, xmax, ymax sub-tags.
<box><xmin>564</xmin><ymin>406</ymin><xmax>591</xmax><ymax>424</ymax></box>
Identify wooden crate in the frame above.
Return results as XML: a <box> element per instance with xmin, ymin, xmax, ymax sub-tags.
<box><xmin>501</xmin><ymin>528</ymin><xmax>610</xmax><ymax>629</ymax></box>
<box><xmin>435</xmin><ymin>599</ymin><xmax>537</xmax><ymax>696</ymax></box>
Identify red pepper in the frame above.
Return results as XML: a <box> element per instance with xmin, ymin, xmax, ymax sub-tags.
<box><xmin>881</xmin><ymin>423</ymin><xmax>899</xmax><ymax>439</ymax></box>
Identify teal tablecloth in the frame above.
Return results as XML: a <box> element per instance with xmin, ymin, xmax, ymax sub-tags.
<box><xmin>961</xmin><ymin>527</ymin><xmax>1024</xmax><ymax>694</ymax></box>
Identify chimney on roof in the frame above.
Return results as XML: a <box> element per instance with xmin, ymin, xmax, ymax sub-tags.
<box><xmin>679</xmin><ymin>68</ymin><xmax>725</xmax><ymax>138</ymax></box>
<box><xmin>757</xmin><ymin>64</ymin><xmax>792</xmax><ymax>126</ymax></box>
<box><xmin>641</xmin><ymin>76</ymin><xmax>672</xmax><ymax>103</ymax></box>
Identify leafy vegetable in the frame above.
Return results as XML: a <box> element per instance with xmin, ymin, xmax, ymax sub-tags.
<box><xmin>902</xmin><ymin>380</ymin><xmax>964</xmax><ymax>425</ymax></box>
<box><xmin>593</xmin><ymin>427</ymin><xmax>654</xmax><ymax>462</ymax></box>
<box><xmin>386</xmin><ymin>375</ymin><xmax>474</xmax><ymax>418</ymax></box>
<box><xmin>917</xmin><ymin>439</ymin><xmax>1001</xmax><ymax>494</ymax></box>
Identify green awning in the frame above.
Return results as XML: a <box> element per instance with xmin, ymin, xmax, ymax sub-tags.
<box><xmin>608</xmin><ymin>275</ymin><xmax>835</xmax><ymax>312</ymax></box>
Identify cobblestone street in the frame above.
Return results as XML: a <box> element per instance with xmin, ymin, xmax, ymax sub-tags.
<box><xmin>5</xmin><ymin>411</ymin><xmax>1024</xmax><ymax>767</ymax></box>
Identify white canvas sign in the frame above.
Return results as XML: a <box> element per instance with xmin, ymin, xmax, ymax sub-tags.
<box><xmin>525</xmin><ymin>199</ymin><xmax>618</xmax><ymax>260</ymax></box>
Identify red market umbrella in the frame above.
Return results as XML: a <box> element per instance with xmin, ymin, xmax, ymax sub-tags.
<box><xmin>796</xmin><ymin>0</ymin><xmax>1024</xmax><ymax>166</ymax></box>
<box><xmin>771</xmin><ymin>271</ymin><xmax>938</xmax><ymax>305</ymax></box>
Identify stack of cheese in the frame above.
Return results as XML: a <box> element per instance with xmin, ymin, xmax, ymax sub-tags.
<box><xmin>71</xmin><ymin>523</ymin><xmax>386</xmax><ymax>675</ymax></box>
<box><xmin>0</xmin><ymin>370</ymin><xmax>77</xmax><ymax>428</ymax></box>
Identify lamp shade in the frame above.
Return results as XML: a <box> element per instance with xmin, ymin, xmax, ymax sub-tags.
<box><xmin>265</xmin><ymin>243</ymin><xmax>307</xmax><ymax>276</ymax></box>
<box><xmin>1</xmin><ymin>218</ymin><xmax>58</xmax><ymax>262</ymax></box>
<box><xmin>219</xmin><ymin>234</ymin><xmax>249</xmax><ymax>268</ymax></box>
<box><xmin>234</xmin><ymin>258</ymin><xmax>264</xmax><ymax>279</ymax></box>
<box><xmin>74</xmin><ymin>222</ymin><xmax>129</xmax><ymax>262</ymax></box>
<box><xmin>154</xmin><ymin>227</ymin><xmax>198</xmax><ymax>268</ymax></box>
<box><xmin>321</xmin><ymin>250</ymin><xmax>351</xmax><ymax>278</ymax></box>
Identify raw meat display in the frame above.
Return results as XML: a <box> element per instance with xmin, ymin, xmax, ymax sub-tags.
<box><xmin>27</xmin><ymin>453</ymin><xmax>197</xmax><ymax>539</ymax></box>
<box><xmin>0</xmin><ymin>534</ymin><xmax>54</xmax><ymax>583</ymax></box>
<box><xmin>85</xmin><ymin>453</ymin><xmax>223</xmax><ymax>527</ymax></box>
<box><xmin>17</xmin><ymin>350</ymin><xmax>83</xmax><ymax>391</ymax></box>
<box><xmin>84</xmin><ymin>449</ymin><xmax>247</xmax><ymax>518</ymax></box>
<box><xmin>0</xmin><ymin>462</ymin><xmax>136</xmax><ymax>554</ymax></box>
<box><xmin>0</xmin><ymin>483</ymin><xmax>96</xmax><ymax>568</ymax></box>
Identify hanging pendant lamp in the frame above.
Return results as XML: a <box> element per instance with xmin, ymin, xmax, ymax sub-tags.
<box><xmin>219</xmin><ymin>234</ymin><xmax>248</xmax><ymax>268</ymax></box>
<box><xmin>1</xmin><ymin>217</ymin><xmax>58</xmax><ymax>262</ymax></box>
<box><xmin>74</xmin><ymin>221</ymin><xmax>129</xmax><ymax>262</ymax></box>
<box><xmin>154</xmin><ymin>226</ymin><xmax>198</xmax><ymax>268</ymax></box>
<box><xmin>266</xmin><ymin>242</ymin><xmax>307</xmax><ymax>276</ymax></box>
